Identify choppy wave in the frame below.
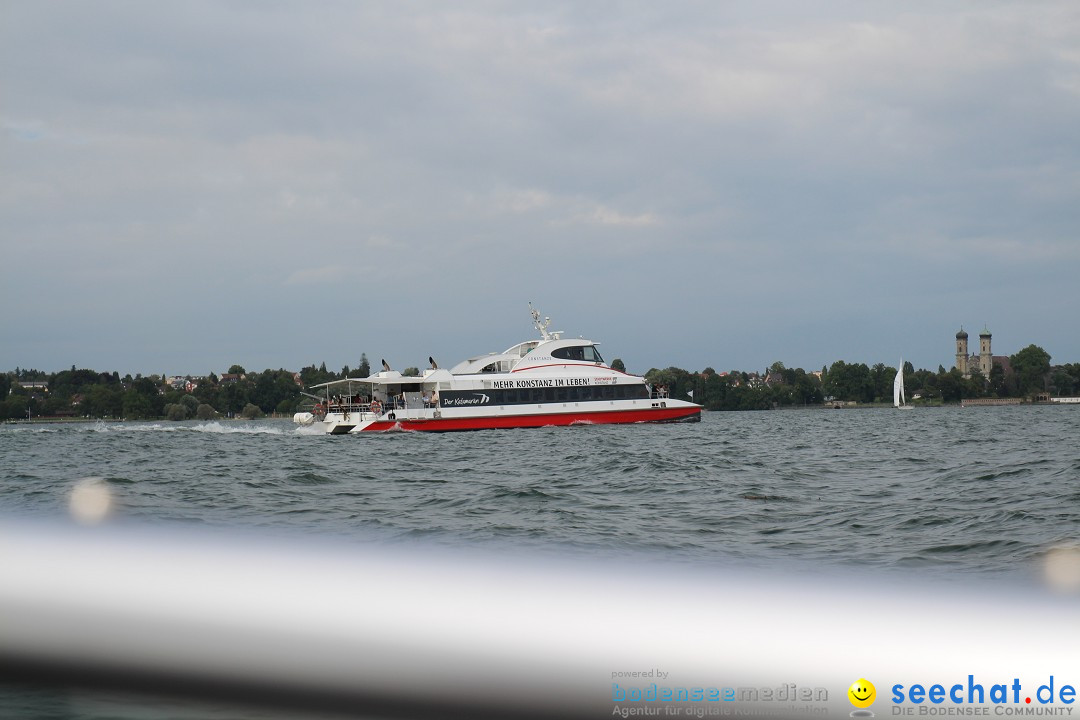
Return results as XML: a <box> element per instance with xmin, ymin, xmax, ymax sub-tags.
<box><xmin>2</xmin><ymin>407</ymin><xmax>1079</xmax><ymax>578</ymax></box>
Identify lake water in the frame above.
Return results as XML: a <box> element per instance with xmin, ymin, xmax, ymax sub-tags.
<box><xmin>2</xmin><ymin>406</ymin><xmax>1079</xmax><ymax>577</ymax></box>
<box><xmin>2</xmin><ymin>406</ymin><xmax>1079</xmax><ymax>718</ymax></box>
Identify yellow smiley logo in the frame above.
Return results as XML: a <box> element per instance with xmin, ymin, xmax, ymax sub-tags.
<box><xmin>848</xmin><ymin>679</ymin><xmax>876</xmax><ymax>708</ymax></box>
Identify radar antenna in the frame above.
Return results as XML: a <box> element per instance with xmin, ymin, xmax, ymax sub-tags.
<box><xmin>528</xmin><ymin>303</ymin><xmax>562</xmax><ymax>341</ymax></box>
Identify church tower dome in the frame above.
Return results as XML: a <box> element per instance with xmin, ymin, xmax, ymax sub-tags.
<box><xmin>955</xmin><ymin>327</ymin><xmax>969</xmax><ymax>376</ymax></box>
<box><xmin>979</xmin><ymin>327</ymin><xmax>992</xmax><ymax>378</ymax></box>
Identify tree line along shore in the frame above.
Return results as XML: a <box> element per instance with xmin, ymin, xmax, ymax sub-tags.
<box><xmin>3</xmin><ymin>345</ymin><xmax>1076</xmax><ymax>421</ymax></box>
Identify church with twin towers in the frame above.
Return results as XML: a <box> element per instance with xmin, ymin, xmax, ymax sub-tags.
<box><xmin>955</xmin><ymin>327</ymin><xmax>1007</xmax><ymax>379</ymax></box>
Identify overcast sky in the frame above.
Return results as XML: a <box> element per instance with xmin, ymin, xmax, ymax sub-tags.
<box><xmin>3</xmin><ymin>1</ymin><xmax>1078</xmax><ymax>377</ymax></box>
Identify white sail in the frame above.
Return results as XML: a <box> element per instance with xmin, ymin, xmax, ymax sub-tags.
<box><xmin>893</xmin><ymin>359</ymin><xmax>906</xmax><ymax>408</ymax></box>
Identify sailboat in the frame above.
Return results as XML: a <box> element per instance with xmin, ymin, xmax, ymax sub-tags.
<box><xmin>894</xmin><ymin>359</ymin><xmax>913</xmax><ymax>410</ymax></box>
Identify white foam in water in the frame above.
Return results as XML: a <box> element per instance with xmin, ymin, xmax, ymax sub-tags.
<box><xmin>0</xmin><ymin>419</ymin><xmax>324</xmax><ymax>438</ymax></box>
<box><xmin>0</xmin><ymin>424</ymin><xmax>58</xmax><ymax>433</ymax></box>
<box><xmin>190</xmin><ymin>421</ymin><xmax>315</xmax><ymax>436</ymax></box>
<box><xmin>76</xmin><ymin>420</ymin><xmax>314</xmax><ymax>436</ymax></box>
<box><xmin>192</xmin><ymin>421</ymin><xmax>268</xmax><ymax>435</ymax></box>
<box><xmin>128</xmin><ymin>423</ymin><xmax>180</xmax><ymax>432</ymax></box>
<box><xmin>9</xmin><ymin>418</ymin><xmax>322</xmax><ymax>436</ymax></box>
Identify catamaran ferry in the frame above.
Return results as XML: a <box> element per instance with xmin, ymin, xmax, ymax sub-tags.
<box><xmin>295</xmin><ymin>306</ymin><xmax>701</xmax><ymax>434</ymax></box>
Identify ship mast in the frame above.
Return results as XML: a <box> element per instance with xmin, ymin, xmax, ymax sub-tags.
<box><xmin>528</xmin><ymin>303</ymin><xmax>562</xmax><ymax>341</ymax></box>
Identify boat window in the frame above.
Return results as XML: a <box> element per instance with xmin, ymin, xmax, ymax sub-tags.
<box><xmin>456</xmin><ymin>384</ymin><xmax>652</xmax><ymax>406</ymax></box>
<box><xmin>551</xmin><ymin>345</ymin><xmax>603</xmax><ymax>362</ymax></box>
<box><xmin>552</xmin><ymin>346</ymin><xmax>582</xmax><ymax>361</ymax></box>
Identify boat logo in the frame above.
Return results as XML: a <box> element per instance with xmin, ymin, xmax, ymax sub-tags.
<box><xmin>440</xmin><ymin>392</ymin><xmax>492</xmax><ymax>407</ymax></box>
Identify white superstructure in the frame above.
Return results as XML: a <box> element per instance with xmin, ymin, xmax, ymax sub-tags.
<box><xmin>301</xmin><ymin>306</ymin><xmax>701</xmax><ymax>434</ymax></box>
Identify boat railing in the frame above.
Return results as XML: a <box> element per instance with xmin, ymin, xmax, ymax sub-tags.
<box><xmin>324</xmin><ymin>397</ymin><xmax>439</xmax><ymax>419</ymax></box>
<box><xmin>324</xmin><ymin>401</ymin><xmax>374</xmax><ymax>415</ymax></box>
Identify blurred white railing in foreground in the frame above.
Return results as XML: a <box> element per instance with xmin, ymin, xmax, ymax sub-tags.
<box><xmin>1</xmin><ymin>518</ymin><xmax>1078</xmax><ymax>719</ymax></box>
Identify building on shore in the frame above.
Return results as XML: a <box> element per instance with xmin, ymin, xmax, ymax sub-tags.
<box><xmin>954</xmin><ymin>327</ymin><xmax>1012</xmax><ymax>379</ymax></box>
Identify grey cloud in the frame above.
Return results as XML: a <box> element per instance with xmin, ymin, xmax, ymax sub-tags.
<box><xmin>2</xmin><ymin>2</ymin><xmax>1078</xmax><ymax>374</ymax></box>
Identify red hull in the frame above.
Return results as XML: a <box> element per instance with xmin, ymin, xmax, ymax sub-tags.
<box><xmin>360</xmin><ymin>406</ymin><xmax>700</xmax><ymax>432</ymax></box>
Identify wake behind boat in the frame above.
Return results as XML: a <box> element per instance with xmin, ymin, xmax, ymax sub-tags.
<box><xmin>296</xmin><ymin>306</ymin><xmax>701</xmax><ymax>434</ymax></box>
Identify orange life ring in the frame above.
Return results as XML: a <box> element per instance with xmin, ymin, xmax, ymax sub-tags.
<box><xmin>370</xmin><ymin>400</ymin><xmax>383</xmax><ymax>415</ymax></box>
